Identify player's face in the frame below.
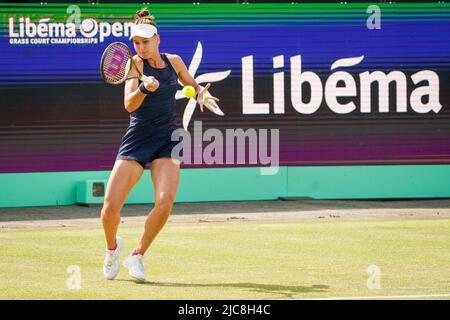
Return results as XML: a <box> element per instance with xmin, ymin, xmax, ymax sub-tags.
<box><xmin>132</xmin><ymin>35</ymin><xmax>159</xmax><ymax>59</ymax></box>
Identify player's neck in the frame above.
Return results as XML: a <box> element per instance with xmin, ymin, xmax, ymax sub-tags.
<box><xmin>146</xmin><ymin>51</ymin><xmax>165</xmax><ymax>68</ymax></box>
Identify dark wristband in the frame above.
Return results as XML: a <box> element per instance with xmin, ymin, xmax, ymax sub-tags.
<box><xmin>138</xmin><ymin>82</ymin><xmax>152</xmax><ymax>95</ymax></box>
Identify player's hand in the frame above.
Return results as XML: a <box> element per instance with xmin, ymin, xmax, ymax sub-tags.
<box><xmin>131</xmin><ymin>55</ymin><xmax>159</xmax><ymax>92</ymax></box>
<box><xmin>143</xmin><ymin>76</ymin><xmax>159</xmax><ymax>92</ymax></box>
<box><xmin>196</xmin><ymin>83</ymin><xmax>222</xmax><ymax>114</ymax></box>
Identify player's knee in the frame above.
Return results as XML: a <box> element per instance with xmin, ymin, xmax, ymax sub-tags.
<box><xmin>154</xmin><ymin>193</ymin><xmax>175</xmax><ymax>216</ymax></box>
<box><xmin>101</xmin><ymin>202</ymin><xmax>121</xmax><ymax>220</ymax></box>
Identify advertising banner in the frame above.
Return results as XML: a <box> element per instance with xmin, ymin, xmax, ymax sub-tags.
<box><xmin>1</xmin><ymin>3</ymin><xmax>449</xmax><ymax>173</ymax></box>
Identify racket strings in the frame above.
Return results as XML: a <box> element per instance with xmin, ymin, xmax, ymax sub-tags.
<box><xmin>101</xmin><ymin>43</ymin><xmax>132</xmax><ymax>84</ymax></box>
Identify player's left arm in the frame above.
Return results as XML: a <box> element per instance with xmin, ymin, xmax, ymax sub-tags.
<box><xmin>168</xmin><ymin>54</ymin><xmax>221</xmax><ymax>113</ymax></box>
<box><xmin>167</xmin><ymin>54</ymin><xmax>200</xmax><ymax>92</ymax></box>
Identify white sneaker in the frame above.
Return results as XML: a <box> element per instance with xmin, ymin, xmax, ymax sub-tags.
<box><xmin>103</xmin><ymin>236</ymin><xmax>123</xmax><ymax>280</ymax></box>
<box><xmin>123</xmin><ymin>254</ymin><xmax>146</xmax><ymax>282</ymax></box>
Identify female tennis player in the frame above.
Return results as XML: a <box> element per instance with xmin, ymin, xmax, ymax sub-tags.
<box><xmin>101</xmin><ymin>8</ymin><xmax>221</xmax><ymax>282</ymax></box>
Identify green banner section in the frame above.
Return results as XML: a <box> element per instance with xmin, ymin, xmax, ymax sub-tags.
<box><xmin>1</xmin><ymin>3</ymin><xmax>449</xmax><ymax>27</ymax></box>
<box><xmin>1</xmin><ymin>165</ymin><xmax>449</xmax><ymax>208</ymax></box>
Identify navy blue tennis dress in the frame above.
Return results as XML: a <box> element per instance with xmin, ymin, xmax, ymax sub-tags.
<box><xmin>116</xmin><ymin>53</ymin><xmax>182</xmax><ymax>168</ymax></box>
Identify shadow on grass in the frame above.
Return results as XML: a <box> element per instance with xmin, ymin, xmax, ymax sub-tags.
<box><xmin>116</xmin><ymin>279</ymin><xmax>329</xmax><ymax>298</ymax></box>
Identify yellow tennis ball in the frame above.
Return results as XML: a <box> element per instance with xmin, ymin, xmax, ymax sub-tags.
<box><xmin>182</xmin><ymin>85</ymin><xmax>196</xmax><ymax>98</ymax></box>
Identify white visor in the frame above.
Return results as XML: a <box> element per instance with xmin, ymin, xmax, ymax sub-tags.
<box><xmin>129</xmin><ymin>24</ymin><xmax>158</xmax><ymax>40</ymax></box>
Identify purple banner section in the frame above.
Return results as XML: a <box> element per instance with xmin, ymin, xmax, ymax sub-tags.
<box><xmin>1</xmin><ymin>74</ymin><xmax>450</xmax><ymax>173</ymax></box>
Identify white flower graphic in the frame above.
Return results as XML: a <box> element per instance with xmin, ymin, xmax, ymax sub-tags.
<box><xmin>175</xmin><ymin>41</ymin><xmax>231</xmax><ymax>130</ymax></box>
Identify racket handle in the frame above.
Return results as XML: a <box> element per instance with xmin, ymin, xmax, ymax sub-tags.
<box><xmin>140</xmin><ymin>74</ymin><xmax>154</xmax><ymax>86</ymax></box>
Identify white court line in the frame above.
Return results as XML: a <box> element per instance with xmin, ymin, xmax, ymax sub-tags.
<box><xmin>299</xmin><ymin>293</ymin><xmax>450</xmax><ymax>300</ymax></box>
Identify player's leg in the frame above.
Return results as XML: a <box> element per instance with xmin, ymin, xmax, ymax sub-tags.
<box><xmin>101</xmin><ymin>159</ymin><xmax>144</xmax><ymax>249</ymax></box>
<box><xmin>138</xmin><ymin>157</ymin><xmax>180</xmax><ymax>254</ymax></box>
<box><xmin>101</xmin><ymin>159</ymin><xmax>144</xmax><ymax>280</ymax></box>
<box><xmin>123</xmin><ymin>157</ymin><xmax>179</xmax><ymax>282</ymax></box>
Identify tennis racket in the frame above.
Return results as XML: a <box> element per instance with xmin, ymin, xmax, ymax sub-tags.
<box><xmin>100</xmin><ymin>41</ymin><xmax>154</xmax><ymax>85</ymax></box>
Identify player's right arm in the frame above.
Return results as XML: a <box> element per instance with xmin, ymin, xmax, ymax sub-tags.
<box><xmin>123</xmin><ymin>55</ymin><xmax>159</xmax><ymax>113</ymax></box>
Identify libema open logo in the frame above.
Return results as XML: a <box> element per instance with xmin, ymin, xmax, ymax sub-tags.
<box><xmin>8</xmin><ymin>17</ymin><xmax>133</xmax><ymax>44</ymax></box>
<box><xmin>242</xmin><ymin>55</ymin><xmax>442</xmax><ymax>116</ymax></box>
